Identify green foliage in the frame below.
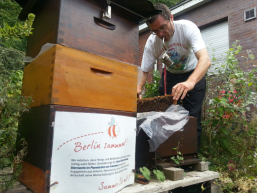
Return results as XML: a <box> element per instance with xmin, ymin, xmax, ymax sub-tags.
<box><xmin>200</xmin><ymin>41</ymin><xmax>257</xmax><ymax>191</ymax></box>
<box><xmin>218</xmin><ymin>173</ymin><xmax>257</xmax><ymax>193</ymax></box>
<box><xmin>0</xmin><ymin>65</ymin><xmax>31</xmax><ymax>190</ymax></box>
<box><xmin>139</xmin><ymin>167</ymin><xmax>166</xmax><ymax>182</ymax></box>
<box><xmin>0</xmin><ymin>13</ymin><xmax>35</xmax><ymax>48</ymax></box>
<box><xmin>0</xmin><ymin>0</ymin><xmax>21</xmax><ymax>27</ymax></box>
<box><xmin>0</xmin><ymin>47</ymin><xmax>25</xmax><ymax>71</ymax></box>
<box><xmin>0</xmin><ymin>0</ymin><xmax>28</xmax><ymax>51</ymax></box>
<box><xmin>0</xmin><ymin>140</ymin><xmax>27</xmax><ymax>191</ymax></box>
<box><xmin>148</xmin><ymin>0</ymin><xmax>183</xmax><ymax>7</ymax></box>
<box><xmin>0</xmin><ymin>73</ymin><xmax>30</xmax><ymax>189</ymax></box>
<box><xmin>139</xmin><ymin>167</ymin><xmax>151</xmax><ymax>180</ymax></box>
<box><xmin>143</xmin><ymin>70</ymin><xmax>161</xmax><ymax>98</ymax></box>
<box><xmin>0</xmin><ymin>4</ymin><xmax>34</xmax><ymax>191</ymax></box>
<box><xmin>171</xmin><ymin>140</ymin><xmax>184</xmax><ymax>165</ymax></box>
<box><xmin>171</xmin><ymin>152</ymin><xmax>184</xmax><ymax>165</ymax></box>
<box><xmin>153</xmin><ymin>169</ymin><xmax>165</xmax><ymax>182</ymax></box>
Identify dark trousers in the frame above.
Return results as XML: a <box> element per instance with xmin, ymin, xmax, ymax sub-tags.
<box><xmin>158</xmin><ymin>70</ymin><xmax>206</xmax><ymax>150</ymax></box>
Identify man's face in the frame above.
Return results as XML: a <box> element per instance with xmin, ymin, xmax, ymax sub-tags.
<box><xmin>149</xmin><ymin>15</ymin><xmax>174</xmax><ymax>42</ymax></box>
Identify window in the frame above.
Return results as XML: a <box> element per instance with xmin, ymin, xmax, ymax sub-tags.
<box><xmin>244</xmin><ymin>7</ymin><xmax>256</xmax><ymax>21</ymax></box>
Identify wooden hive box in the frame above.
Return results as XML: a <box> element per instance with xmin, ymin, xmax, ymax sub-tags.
<box><xmin>17</xmin><ymin>105</ymin><xmax>136</xmax><ymax>193</ymax></box>
<box><xmin>136</xmin><ymin>96</ymin><xmax>200</xmax><ymax>170</ymax></box>
<box><xmin>21</xmin><ymin>44</ymin><xmax>137</xmax><ymax>112</ymax></box>
<box><xmin>18</xmin><ymin>0</ymin><xmax>141</xmax><ymax>65</ymax></box>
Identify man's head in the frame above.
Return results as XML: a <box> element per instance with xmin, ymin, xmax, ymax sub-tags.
<box><xmin>146</xmin><ymin>4</ymin><xmax>171</xmax><ymax>25</ymax></box>
<box><xmin>146</xmin><ymin>4</ymin><xmax>174</xmax><ymax>41</ymax></box>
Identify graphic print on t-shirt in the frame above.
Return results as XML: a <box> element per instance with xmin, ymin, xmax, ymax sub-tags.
<box><xmin>165</xmin><ymin>49</ymin><xmax>190</xmax><ymax>72</ymax></box>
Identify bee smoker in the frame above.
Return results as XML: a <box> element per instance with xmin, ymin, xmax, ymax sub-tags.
<box><xmin>161</xmin><ymin>37</ymin><xmax>174</xmax><ymax>67</ymax></box>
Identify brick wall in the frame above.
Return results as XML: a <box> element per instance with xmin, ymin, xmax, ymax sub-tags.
<box><xmin>139</xmin><ymin>0</ymin><xmax>257</xmax><ymax>81</ymax></box>
<box><xmin>138</xmin><ymin>30</ymin><xmax>164</xmax><ymax>83</ymax></box>
<box><xmin>138</xmin><ymin>30</ymin><xmax>154</xmax><ymax>83</ymax></box>
<box><xmin>175</xmin><ymin>0</ymin><xmax>257</xmax><ymax>70</ymax></box>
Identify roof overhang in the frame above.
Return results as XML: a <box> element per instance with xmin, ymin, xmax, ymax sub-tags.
<box><xmin>139</xmin><ymin>0</ymin><xmax>212</xmax><ymax>33</ymax></box>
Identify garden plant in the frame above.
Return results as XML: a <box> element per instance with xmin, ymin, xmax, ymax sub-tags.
<box><xmin>200</xmin><ymin>41</ymin><xmax>257</xmax><ymax>192</ymax></box>
<box><xmin>143</xmin><ymin>70</ymin><xmax>161</xmax><ymax>99</ymax></box>
<box><xmin>0</xmin><ymin>1</ymin><xmax>34</xmax><ymax>190</ymax></box>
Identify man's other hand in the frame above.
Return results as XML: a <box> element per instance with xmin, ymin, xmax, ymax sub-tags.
<box><xmin>137</xmin><ymin>85</ymin><xmax>143</xmax><ymax>99</ymax></box>
<box><xmin>172</xmin><ymin>81</ymin><xmax>195</xmax><ymax>100</ymax></box>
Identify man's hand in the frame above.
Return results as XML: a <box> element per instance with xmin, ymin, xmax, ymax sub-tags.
<box><xmin>172</xmin><ymin>81</ymin><xmax>195</xmax><ymax>100</ymax></box>
<box><xmin>172</xmin><ymin>48</ymin><xmax>211</xmax><ymax>101</ymax></box>
<box><xmin>137</xmin><ymin>71</ymin><xmax>149</xmax><ymax>99</ymax></box>
<box><xmin>137</xmin><ymin>85</ymin><xmax>143</xmax><ymax>99</ymax></box>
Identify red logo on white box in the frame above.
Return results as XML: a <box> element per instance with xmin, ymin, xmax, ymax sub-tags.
<box><xmin>108</xmin><ymin>117</ymin><xmax>120</xmax><ymax>138</ymax></box>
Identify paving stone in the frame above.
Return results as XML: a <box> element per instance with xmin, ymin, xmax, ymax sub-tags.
<box><xmin>204</xmin><ymin>180</ymin><xmax>222</xmax><ymax>193</ymax></box>
<box><xmin>192</xmin><ymin>161</ymin><xmax>209</xmax><ymax>172</ymax></box>
<box><xmin>210</xmin><ymin>184</ymin><xmax>222</xmax><ymax>193</ymax></box>
<box><xmin>163</xmin><ymin>167</ymin><xmax>184</xmax><ymax>181</ymax></box>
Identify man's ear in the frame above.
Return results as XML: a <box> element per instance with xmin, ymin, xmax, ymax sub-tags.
<box><xmin>170</xmin><ymin>14</ymin><xmax>174</xmax><ymax>21</ymax></box>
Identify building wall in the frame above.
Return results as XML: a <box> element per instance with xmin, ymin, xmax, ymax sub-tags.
<box><xmin>138</xmin><ymin>30</ymin><xmax>154</xmax><ymax>83</ymax></box>
<box><xmin>139</xmin><ymin>0</ymin><xmax>257</xmax><ymax>82</ymax></box>
<box><xmin>175</xmin><ymin>0</ymin><xmax>257</xmax><ymax>69</ymax></box>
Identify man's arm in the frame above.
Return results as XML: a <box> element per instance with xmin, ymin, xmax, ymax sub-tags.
<box><xmin>172</xmin><ymin>48</ymin><xmax>211</xmax><ymax>100</ymax></box>
<box><xmin>137</xmin><ymin>71</ymin><xmax>149</xmax><ymax>99</ymax></box>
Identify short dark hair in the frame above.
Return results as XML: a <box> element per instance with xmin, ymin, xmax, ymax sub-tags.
<box><xmin>146</xmin><ymin>4</ymin><xmax>171</xmax><ymax>25</ymax></box>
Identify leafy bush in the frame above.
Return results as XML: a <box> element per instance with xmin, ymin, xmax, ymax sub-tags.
<box><xmin>0</xmin><ymin>13</ymin><xmax>34</xmax><ymax>49</ymax></box>
<box><xmin>0</xmin><ymin>0</ymin><xmax>27</xmax><ymax>52</ymax></box>
<box><xmin>0</xmin><ymin>47</ymin><xmax>32</xmax><ymax>190</ymax></box>
<box><xmin>0</xmin><ymin>0</ymin><xmax>21</xmax><ymax>26</ymax></box>
<box><xmin>0</xmin><ymin>10</ymin><xmax>34</xmax><ymax>191</ymax></box>
<box><xmin>0</xmin><ymin>47</ymin><xmax>25</xmax><ymax>71</ymax></box>
<box><xmin>200</xmin><ymin>41</ymin><xmax>257</xmax><ymax>192</ymax></box>
<box><xmin>143</xmin><ymin>70</ymin><xmax>161</xmax><ymax>98</ymax></box>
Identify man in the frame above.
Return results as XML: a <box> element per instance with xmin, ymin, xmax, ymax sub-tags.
<box><xmin>137</xmin><ymin>4</ymin><xmax>211</xmax><ymax>149</ymax></box>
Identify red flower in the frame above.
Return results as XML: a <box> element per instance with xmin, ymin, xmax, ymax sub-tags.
<box><xmin>227</xmin><ymin>159</ymin><xmax>236</xmax><ymax>172</ymax></box>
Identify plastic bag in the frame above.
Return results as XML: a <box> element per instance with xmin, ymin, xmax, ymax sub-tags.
<box><xmin>137</xmin><ymin>105</ymin><xmax>189</xmax><ymax>152</ymax></box>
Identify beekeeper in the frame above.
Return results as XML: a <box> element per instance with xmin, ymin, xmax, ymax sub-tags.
<box><xmin>137</xmin><ymin>3</ymin><xmax>211</xmax><ymax>149</ymax></box>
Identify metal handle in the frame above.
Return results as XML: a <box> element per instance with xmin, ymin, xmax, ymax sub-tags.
<box><xmin>48</xmin><ymin>181</ymin><xmax>58</xmax><ymax>187</ymax></box>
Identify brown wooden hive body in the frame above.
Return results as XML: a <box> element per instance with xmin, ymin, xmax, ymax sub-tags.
<box><xmin>22</xmin><ymin>45</ymin><xmax>137</xmax><ymax>112</ymax></box>
<box><xmin>17</xmin><ymin>105</ymin><xmax>136</xmax><ymax>193</ymax></box>
<box><xmin>25</xmin><ymin>0</ymin><xmax>139</xmax><ymax>65</ymax></box>
<box><xmin>136</xmin><ymin>96</ymin><xmax>200</xmax><ymax>170</ymax></box>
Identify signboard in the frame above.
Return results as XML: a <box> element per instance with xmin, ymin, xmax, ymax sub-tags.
<box><xmin>50</xmin><ymin>111</ymin><xmax>136</xmax><ymax>193</ymax></box>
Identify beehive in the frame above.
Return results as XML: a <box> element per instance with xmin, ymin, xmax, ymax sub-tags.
<box><xmin>136</xmin><ymin>96</ymin><xmax>200</xmax><ymax>169</ymax></box>
<box><xmin>15</xmin><ymin>0</ymin><xmax>161</xmax><ymax>192</ymax></box>
<box><xmin>137</xmin><ymin>95</ymin><xmax>174</xmax><ymax>112</ymax></box>
<box><xmin>22</xmin><ymin>45</ymin><xmax>137</xmax><ymax>112</ymax></box>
